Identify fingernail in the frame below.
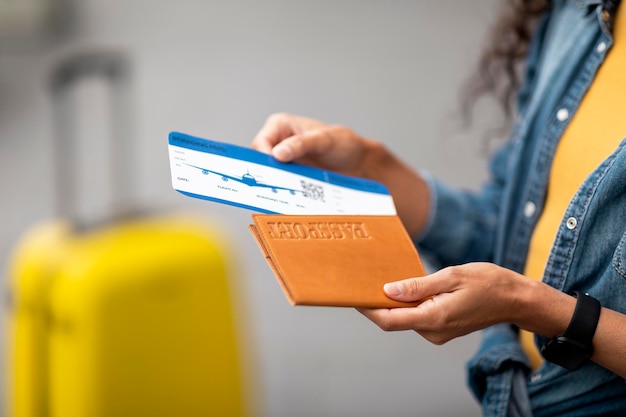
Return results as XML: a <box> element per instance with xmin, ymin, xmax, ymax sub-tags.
<box><xmin>273</xmin><ymin>143</ymin><xmax>292</xmax><ymax>161</ymax></box>
<box><xmin>384</xmin><ymin>282</ymin><xmax>402</xmax><ymax>297</ymax></box>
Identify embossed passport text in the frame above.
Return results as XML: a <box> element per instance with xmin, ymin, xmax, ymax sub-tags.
<box><xmin>249</xmin><ymin>214</ymin><xmax>427</xmax><ymax>308</ymax></box>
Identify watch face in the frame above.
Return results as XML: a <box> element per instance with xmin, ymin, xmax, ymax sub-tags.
<box><xmin>541</xmin><ymin>336</ymin><xmax>591</xmax><ymax>370</ymax></box>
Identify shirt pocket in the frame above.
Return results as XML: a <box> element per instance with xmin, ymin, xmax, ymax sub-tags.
<box><xmin>613</xmin><ymin>231</ymin><xmax>626</xmax><ymax>279</ymax></box>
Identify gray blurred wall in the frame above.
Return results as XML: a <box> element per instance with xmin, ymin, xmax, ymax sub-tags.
<box><xmin>0</xmin><ymin>1</ymin><xmax>500</xmax><ymax>416</ymax></box>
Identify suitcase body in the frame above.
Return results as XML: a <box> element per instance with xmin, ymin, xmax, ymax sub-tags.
<box><xmin>7</xmin><ymin>213</ymin><xmax>245</xmax><ymax>417</ymax></box>
<box><xmin>6</xmin><ymin>51</ymin><xmax>246</xmax><ymax>417</ymax></box>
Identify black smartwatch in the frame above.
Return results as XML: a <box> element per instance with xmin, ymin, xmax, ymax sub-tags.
<box><xmin>540</xmin><ymin>291</ymin><xmax>601</xmax><ymax>370</ymax></box>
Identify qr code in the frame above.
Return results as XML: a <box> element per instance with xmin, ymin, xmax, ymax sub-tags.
<box><xmin>300</xmin><ymin>180</ymin><xmax>325</xmax><ymax>201</ymax></box>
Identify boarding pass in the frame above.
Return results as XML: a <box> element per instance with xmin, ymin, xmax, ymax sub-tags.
<box><xmin>168</xmin><ymin>131</ymin><xmax>397</xmax><ymax>215</ymax></box>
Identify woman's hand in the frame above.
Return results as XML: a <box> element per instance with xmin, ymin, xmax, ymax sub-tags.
<box><xmin>358</xmin><ymin>262</ymin><xmax>574</xmax><ymax>345</ymax></box>
<box><xmin>360</xmin><ymin>262</ymin><xmax>626</xmax><ymax>379</ymax></box>
<box><xmin>252</xmin><ymin>112</ymin><xmax>380</xmax><ymax>177</ymax></box>
<box><xmin>251</xmin><ymin>112</ymin><xmax>431</xmax><ymax>237</ymax></box>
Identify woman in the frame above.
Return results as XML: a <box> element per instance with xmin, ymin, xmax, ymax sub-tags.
<box><xmin>252</xmin><ymin>0</ymin><xmax>626</xmax><ymax>415</ymax></box>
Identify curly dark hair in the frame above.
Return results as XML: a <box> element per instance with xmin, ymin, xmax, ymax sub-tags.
<box><xmin>462</xmin><ymin>0</ymin><xmax>550</xmax><ymax>129</ymax></box>
<box><xmin>463</xmin><ymin>0</ymin><xmax>621</xmax><ymax>135</ymax></box>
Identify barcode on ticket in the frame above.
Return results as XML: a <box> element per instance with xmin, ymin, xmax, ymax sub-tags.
<box><xmin>301</xmin><ymin>180</ymin><xmax>325</xmax><ymax>202</ymax></box>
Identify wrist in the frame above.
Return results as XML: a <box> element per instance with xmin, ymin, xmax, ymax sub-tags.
<box><xmin>511</xmin><ymin>279</ymin><xmax>577</xmax><ymax>338</ymax></box>
<box><xmin>360</xmin><ymin>141</ymin><xmax>430</xmax><ymax>237</ymax></box>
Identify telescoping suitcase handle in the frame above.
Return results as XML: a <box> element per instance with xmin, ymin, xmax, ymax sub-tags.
<box><xmin>48</xmin><ymin>50</ymin><xmax>138</xmax><ymax>230</ymax></box>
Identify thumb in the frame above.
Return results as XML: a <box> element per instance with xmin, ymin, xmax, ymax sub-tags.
<box><xmin>383</xmin><ymin>276</ymin><xmax>436</xmax><ymax>302</ymax></box>
<box><xmin>273</xmin><ymin>130</ymin><xmax>332</xmax><ymax>162</ymax></box>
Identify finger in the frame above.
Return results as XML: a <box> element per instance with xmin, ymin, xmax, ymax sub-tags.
<box><xmin>251</xmin><ymin>113</ymin><xmax>298</xmax><ymax>155</ymax></box>
<box><xmin>359</xmin><ymin>305</ymin><xmax>460</xmax><ymax>345</ymax></box>
<box><xmin>271</xmin><ymin>128</ymin><xmax>338</xmax><ymax>162</ymax></box>
<box><xmin>358</xmin><ymin>306</ymin><xmax>431</xmax><ymax>332</ymax></box>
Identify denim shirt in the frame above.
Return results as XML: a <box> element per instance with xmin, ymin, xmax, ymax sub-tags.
<box><xmin>416</xmin><ymin>1</ymin><xmax>626</xmax><ymax>415</ymax></box>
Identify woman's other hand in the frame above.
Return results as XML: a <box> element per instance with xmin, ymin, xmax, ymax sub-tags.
<box><xmin>252</xmin><ymin>112</ymin><xmax>380</xmax><ymax>177</ymax></box>
<box><xmin>251</xmin><ymin>112</ymin><xmax>431</xmax><ymax>237</ymax></box>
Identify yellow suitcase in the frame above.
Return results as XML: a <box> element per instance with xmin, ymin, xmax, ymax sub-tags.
<box><xmin>5</xmin><ymin>52</ymin><xmax>245</xmax><ymax>417</ymax></box>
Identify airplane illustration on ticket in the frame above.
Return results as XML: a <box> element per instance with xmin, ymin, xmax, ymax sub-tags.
<box><xmin>183</xmin><ymin>163</ymin><xmax>302</xmax><ymax>195</ymax></box>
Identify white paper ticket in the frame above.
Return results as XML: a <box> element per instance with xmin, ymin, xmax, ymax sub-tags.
<box><xmin>168</xmin><ymin>131</ymin><xmax>397</xmax><ymax>215</ymax></box>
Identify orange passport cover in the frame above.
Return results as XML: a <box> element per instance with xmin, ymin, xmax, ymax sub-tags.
<box><xmin>248</xmin><ymin>214</ymin><xmax>426</xmax><ymax>308</ymax></box>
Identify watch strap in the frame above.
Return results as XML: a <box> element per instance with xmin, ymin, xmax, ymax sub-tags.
<box><xmin>562</xmin><ymin>291</ymin><xmax>601</xmax><ymax>350</ymax></box>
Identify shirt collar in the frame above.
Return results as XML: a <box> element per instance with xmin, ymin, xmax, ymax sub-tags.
<box><xmin>573</xmin><ymin>0</ymin><xmax>603</xmax><ymax>9</ymax></box>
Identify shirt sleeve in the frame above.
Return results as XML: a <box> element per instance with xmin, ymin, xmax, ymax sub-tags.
<box><xmin>414</xmin><ymin>140</ymin><xmax>512</xmax><ymax>269</ymax></box>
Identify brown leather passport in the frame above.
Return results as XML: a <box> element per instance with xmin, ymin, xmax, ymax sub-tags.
<box><xmin>248</xmin><ymin>214</ymin><xmax>427</xmax><ymax>308</ymax></box>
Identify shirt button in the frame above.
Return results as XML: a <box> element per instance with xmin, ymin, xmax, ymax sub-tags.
<box><xmin>566</xmin><ymin>217</ymin><xmax>578</xmax><ymax>230</ymax></box>
<box><xmin>556</xmin><ymin>108</ymin><xmax>569</xmax><ymax>122</ymax></box>
<box><xmin>597</xmin><ymin>41</ymin><xmax>607</xmax><ymax>53</ymax></box>
<box><xmin>524</xmin><ymin>201</ymin><xmax>536</xmax><ymax>218</ymax></box>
